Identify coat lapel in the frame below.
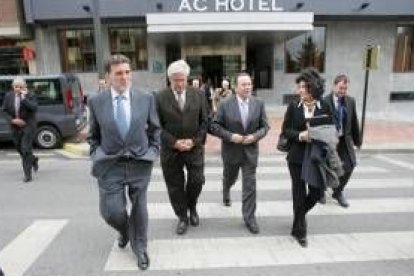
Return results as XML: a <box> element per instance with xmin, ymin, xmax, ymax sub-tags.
<box><xmin>245</xmin><ymin>97</ymin><xmax>256</xmax><ymax>129</ymax></box>
<box><xmin>124</xmin><ymin>89</ymin><xmax>138</xmax><ymax>143</ymax></box>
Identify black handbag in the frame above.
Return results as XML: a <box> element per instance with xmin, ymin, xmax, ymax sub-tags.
<box><xmin>276</xmin><ymin>133</ymin><xmax>290</xmax><ymax>152</ymax></box>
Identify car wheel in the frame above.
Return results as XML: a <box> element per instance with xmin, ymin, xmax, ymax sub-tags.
<box><xmin>35</xmin><ymin>125</ymin><xmax>61</xmax><ymax>149</ymax></box>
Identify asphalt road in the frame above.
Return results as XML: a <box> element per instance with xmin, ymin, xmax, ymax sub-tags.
<box><xmin>0</xmin><ymin>149</ymin><xmax>413</xmax><ymax>276</ymax></box>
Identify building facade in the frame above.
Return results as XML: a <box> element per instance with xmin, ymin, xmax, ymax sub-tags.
<box><xmin>18</xmin><ymin>0</ymin><xmax>414</xmax><ymax>119</ymax></box>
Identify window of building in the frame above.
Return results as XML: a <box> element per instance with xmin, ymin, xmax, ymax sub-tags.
<box><xmin>59</xmin><ymin>29</ymin><xmax>96</xmax><ymax>73</ymax></box>
<box><xmin>393</xmin><ymin>26</ymin><xmax>414</xmax><ymax>72</ymax></box>
<box><xmin>109</xmin><ymin>28</ymin><xmax>147</xmax><ymax>70</ymax></box>
<box><xmin>285</xmin><ymin>26</ymin><xmax>326</xmax><ymax>73</ymax></box>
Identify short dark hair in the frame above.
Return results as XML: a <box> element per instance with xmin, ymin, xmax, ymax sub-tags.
<box><xmin>105</xmin><ymin>54</ymin><xmax>131</xmax><ymax>73</ymax></box>
<box><xmin>235</xmin><ymin>72</ymin><xmax>251</xmax><ymax>85</ymax></box>
<box><xmin>295</xmin><ymin>67</ymin><xmax>325</xmax><ymax>100</ymax></box>
<box><xmin>333</xmin><ymin>74</ymin><xmax>349</xmax><ymax>85</ymax></box>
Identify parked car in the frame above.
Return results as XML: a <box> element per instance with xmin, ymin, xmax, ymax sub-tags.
<box><xmin>0</xmin><ymin>74</ymin><xmax>87</xmax><ymax>149</ymax></box>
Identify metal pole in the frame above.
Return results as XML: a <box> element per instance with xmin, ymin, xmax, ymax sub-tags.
<box><xmin>92</xmin><ymin>0</ymin><xmax>104</xmax><ymax>79</ymax></box>
<box><xmin>360</xmin><ymin>68</ymin><xmax>369</xmax><ymax>146</ymax></box>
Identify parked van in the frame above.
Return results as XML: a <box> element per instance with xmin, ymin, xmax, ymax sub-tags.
<box><xmin>0</xmin><ymin>74</ymin><xmax>87</xmax><ymax>149</ymax></box>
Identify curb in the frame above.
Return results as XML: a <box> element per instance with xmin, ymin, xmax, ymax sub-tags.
<box><xmin>63</xmin><ymin>143</ymin><xmax>89</xmax><ymax>156</ymax></box>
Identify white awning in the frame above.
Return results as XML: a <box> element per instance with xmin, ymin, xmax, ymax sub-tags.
<box><xmin>147</xmin><ymin>12</ymin><xmax>313</xmax><ymax>33</ymax></box>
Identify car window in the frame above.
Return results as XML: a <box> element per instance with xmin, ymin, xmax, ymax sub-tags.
<box><xmin>0</xmin><ymin>80</ymin><xmax>12</xmax><ymax>106</ymax></box>
<box><xmin>27</xmin><ymin>79</ymin><xmax>63</xmax><ymax>105</ymax></box>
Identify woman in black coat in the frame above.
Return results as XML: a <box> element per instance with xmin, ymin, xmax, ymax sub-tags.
<box><xmin>281</xmin><ymin>68</ymin><xmax>332</xmax><ymax>247</ymax></box>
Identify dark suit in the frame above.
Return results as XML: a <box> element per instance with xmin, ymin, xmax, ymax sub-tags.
<box><xmin>324</xmin><ymin>93</ymin><xmax>361</xmax><ymax>194</ymax></box>
<box><xmin>211</xmin><ymin>95</ymin><xmax>269</xmax><ymax>224</ymax></box>
<box><xmin>155</xmin><ymin>87</ymin><xmax>207</xmax><ymax>220</ymax></box>
<box><xmin>87</xmin><ymin>89</ymin><xmax>160</xmax><ymax>256</ymax></box>
<box><xmin>282</xmin><ymin>100</ymin><xmax>331</xmax><ymax>238</ymax></box>
<box><xmin>2</xmin><ymin>91</ymin><xmax>38</xmax><ymax>179</ymax></box>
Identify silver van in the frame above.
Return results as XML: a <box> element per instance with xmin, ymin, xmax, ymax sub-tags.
<box><xmin>0</xmin><ymin>74</ymin><xmax>87</xmax><ymax>149</ymax></box>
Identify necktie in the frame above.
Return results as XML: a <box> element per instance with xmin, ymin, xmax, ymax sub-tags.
<box><xmin>15</xmin><ymin>94</ymin><xmax>21</xmax><ymax>118</ymax></box>
<box><xmin>240</xmin><ymin>101</ymin><xmax>248</xmax><ymax>130</ymax></box>
<box><xmin>177</xmin><ymin>93</ymin><xmax>185</xmax><ymax>111</ymax></box>
<box><xmin>335</xmin><ymin>97</ymin><xmax>346</xmax><ymax>133</ymax></box>
<box><xmin>115</xmin><ymin>95</ymin><xmax>128</xmax><ymax>139</ymax></box>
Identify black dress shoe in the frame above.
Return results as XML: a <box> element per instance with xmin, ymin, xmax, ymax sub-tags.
<box><xmin>245</xmin><ymin>221</ymin><xmax>260</xmax><ymax>234</ymax></box>
<box><xmin>137</xmin><ymin>251</ymin><xmax>150</xmax><ymax>270</ymax></box>
<box><xmin>176</xmin><ymin>219</ymin><xmax>188</xmax><ymax>235</ymax></box>
<box><xmin>223</xmin><ymin>198</ymin><xmax>231</xmax><ymax>207</ymax></box>
<box><xmin>292</xmin><ymin>235</ymin><xmax>308</xmax><ymax>248</ymax></box>
<box><xmin>189</xmin><ymin>208</ymin><xmax>199</xmax><ymax>226</ymax></box>
<box><xmin>33</xmin><ymin>157</ymin><xmax>39</xmax><ymax>172</ymax></box>
<box><xmin>333</xmin><ymin>192</ymin><xmax>349</xmax><ymax>208</ymax></box>
<box><xmin>23</xmin><ymin>175</ymin><xmax>32</xmax><ymax>182</ymax></box>
<box><xmin>117</xmin><ymin>232</ymin><xmax>129</xmax><ymax>248</ymax></box>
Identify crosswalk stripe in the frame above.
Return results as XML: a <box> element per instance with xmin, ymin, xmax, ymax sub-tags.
<box><xmin>0</xmin><ymin>160</ymin><xmax>388</xmax><ymax>175</ymax></box>
<box><xmin>105</xmin><ymin>231</ymin><xmax>414</xmax><ymax>271</ymax></box>
<box><xmin>151</xmin><ymin>165</ymin><xmax>387</xmax><ymax>175</ymax></box>
<box><xmin>375</xmin><ymin>154</ymin><xmax>414</xmax><ymax>171</ymax></box>
<box><xmin>146</xmin><ymin>198</ymin><xmax>414</xmax><ymax>219</ymax></box>
<box><xmin>5</xmin><ymin>152</ymin><xmax>55</xmax><ymax>157</ymax></box>
<box><xmin>0</xmin><ymin>220</ymin><xmax>68</xmax><ymax>276</ymax></box>
<box><xmin>148</xmin><ymin>178</ymin><xmax>414</xmax><ymax>192</ymax></box>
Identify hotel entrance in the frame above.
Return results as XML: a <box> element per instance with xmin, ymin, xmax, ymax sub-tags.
<box><xmin>186</xmin><ymin>54</ymin><xmax>241</xmax><ymax>88</ymax></box>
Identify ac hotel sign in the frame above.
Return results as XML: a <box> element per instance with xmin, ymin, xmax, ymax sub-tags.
<box><xmin>178</xmin><ymin>0</ymin><xmax>284</xmax><ymax>12</ymax></box>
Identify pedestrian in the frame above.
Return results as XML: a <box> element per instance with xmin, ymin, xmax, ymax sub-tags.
<box><xmin>323</xmin><ymin>74</ymin><xmax>361</xmax><ymax>207</ymax></box>
<box><xmin>210</xmin><ymin>72</ymin><xmax>269</xmax><ymax>234</ymax></box>
<box><xmin>191</xmin><ymin>78</ymin><xmax>201</xmax><ymax>89</ymax></box>
<box><xmin>155</xmin><ymin>60</ymin><xmax>208</xmax><ymax>235</ymax></box>
<box><xmin>280</xmin><ymin>67</ymin><xmax>331</xmax><ymax>247</ymax></box>
<box><xmin>87</xmin><ymin>54</ymin><xmax>161</xmax><ymax>270</ymax></box>
<box><xmin>212</xmin><ymin>79</ymin><xmax>233</xmax><ymax>114</ymax></box>
<box><xmin>1</xmin><ymin>76</ymin><xmax>39</xmax><ymax>182</ymax></box>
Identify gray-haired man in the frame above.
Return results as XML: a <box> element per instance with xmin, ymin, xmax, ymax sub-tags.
<box><xmin>1</xmin><ymin>76</ymin><xmax>39</xmax><ymax>182</ymax></box>
<box><xmin>155</xmin><ymin>60</ymin><xmax>208</xmax><ymax>235</ymax></box>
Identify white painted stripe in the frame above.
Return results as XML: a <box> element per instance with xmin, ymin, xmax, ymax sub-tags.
<box><xmin>375</xmin><ymin>155</ymin><xmax>414</xmax><ymax>171</ymax></box>
<box><xmin>105</xmin><ymin>231</ymin><xmax>414</xmax><ymax>271</ymax></box>
<box><xmin>146</xmin><ymin>198</ymin><xmax>414</xmax><ymax>219</ymax></box>
<box><xmin>0</xmin><ymin>160</ymin><xmax>387</xmax><ymax>175</ymax></box>
<box><xmin>5</xmin><ymin>152</ymin><xmax>55</xmax><ymax>157</ymax></box>
<box><xmin>151</xmin><ymin>165</ymin><xmax>387</xmax><ymax>175</ymax></box>
<box><xmin>149</xmin><ymin>178</ymin><xmax>414</xmax><ymax>192</ymax></box>
<box><xmin>0</xmin><ymin>220</ymin><xmax>68</xmax><ymax>276</ymax></box>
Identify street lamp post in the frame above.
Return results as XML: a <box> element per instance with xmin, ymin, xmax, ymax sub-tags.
<box><xmin>85</xmin><ymin>0</ymin><xmax>105</xmax><ymax>79</ymax></box>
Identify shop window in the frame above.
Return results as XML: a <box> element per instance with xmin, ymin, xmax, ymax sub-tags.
<box><xmin>285</xmin><ymin>27</ymin><xmax>326</xmax><ymax>73</ymax></box>
<box><xmin>393</xmin><ymin>26</ymin><xmax>414</xmax><ymax>72</ymax></box>
<box><xmin>59</xmin><ymin>29</ymin><xmax>96</xmax><ymax>73</ymax></box>
<box><xmin>110</xmin><ymin>28</ymin><xmax>147</xmax><ymax>70</ymax></box>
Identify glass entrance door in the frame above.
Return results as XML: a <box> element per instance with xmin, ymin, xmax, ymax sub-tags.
<box><xmin>187</xmin><ymin>55</ymin><xmax>241</xmax><ymax>88</ymax></box>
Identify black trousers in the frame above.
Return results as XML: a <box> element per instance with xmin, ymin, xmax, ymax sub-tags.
<box><xmin>335</xmin><ymin>137</ymin><xmax>355</xmax><ymax>194</ymax></box>
<box><xmin>288</xmin><ymin>163</ymin><xmax>322</xmax><ymax>238</ymax></box>
<box><xmin>223</xmin><ymin>161</ymin><xmax>257</xmax><ymax>224</ymax></box>
<box><xmin>12</xmin><ymin>126</ymin><xmax>36</xmax><ymax>178</ymax></box>
<box><xmin>98</xmin><ymin>160</ymin><xmax>152</xmax><ymax>255</ymax></box>
<box><xmin>161</xmin><ymin>149</ymin><xmax>205</xmax><ymax>220</ymax></box>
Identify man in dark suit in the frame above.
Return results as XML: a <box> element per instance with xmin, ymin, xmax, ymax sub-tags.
<box><xmin>2</xmin><ymin>76</ymin><xmax>39</xmax><ymax>182</ymax></box>
<box><xmin>324</xmin><ymin>74</ymin><xmax>361</xmax><ymax>207</ymax></box>
<box><xmin>156</xmin><ymin>60</ymin><xmax>208</xmax><ymax>235</ymax></box>
<box><xmin>211</xmin><ymin>73</ymin><xmax>269</xmax><ymax>234</ymax></box>
<box><xmin>87</xmin><ymin>54</ymin><xmax>161</xmax><ymax>270</ymax></box>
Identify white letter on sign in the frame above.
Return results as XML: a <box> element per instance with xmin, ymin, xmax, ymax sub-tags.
<box><xmin>194</xmin><ymin>0</ymin><xmax>208</xmax><ymax>11</ymax></box>
<box><xmin>259</xmin><ymin>0</ymin><xmax>270</xmax><ymax>11</ymax></box>
<box><xmin>230</xmin><ymin>0</ymin><xmax>244</xmax><ymax>11</ymax></box>
<box><xmin>216</xmin><ymin>0</ymin><xmax>229</xmax><ymax>11</ymax></box>
<box><xmin>179</xmin><ymin>0</ymin><xmax>192</xmax><ymax>12</ymax></box>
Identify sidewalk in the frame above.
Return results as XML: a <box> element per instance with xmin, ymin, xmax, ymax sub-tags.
<box><xmin>64</xmin><ymin>112</ymin><xmax>414</xmax><ymax>156</ymax></box>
